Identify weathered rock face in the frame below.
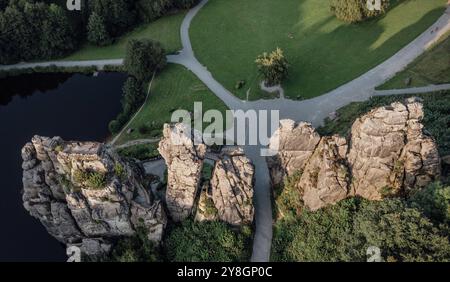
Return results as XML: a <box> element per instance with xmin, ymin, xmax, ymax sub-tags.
<box><xmin>300</xmin><ymin>136</ymin><xmax>350</xmax><ymax>211</ymax></box>
<box><xmin>22</xmin><ymin>136</ymin><xmax>167</xmax><ymax>256</ymax></box>
<box><xmin>158</xmin><ymin>123</ymin><xmax>206</xmax><ymax>222</ymax></box>
<box><xmin>269</xmin><ymin>98</ymin><xmax>441</xmax><ymax>211</ymax></box>
<box><xmin>211</xmin><ymin>149</ymin><xmax>255</xmax><ymax>225</ymax></box>
<box><xmin>267</xmin><ymin>120</ymin><xmax>321</xmax><ymax>187</ymax></box>
<box><xmin>348</xmin><ymin>99</ymin><xmax>441</xmax><ymax>199</ymax></box>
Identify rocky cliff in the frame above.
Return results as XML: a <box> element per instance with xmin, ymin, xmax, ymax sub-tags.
<box><xmin>158</xmin><ymin>123</ymin><xmax>206</xmax><ymax>222</ymax></box>
<box><xmin>159</xmin><ymin>124</ymin><xmax>255</xmax><ymax>225</ymax></box>
<box><xmin>211</xmin><ymin>149</ymin><xmax>255</xmax><ymax>225</ymax></box>
<box><xmin>268</xmin><ymin>98</ymin><xmax>441</xmax><ymax>211</ymax></box>
<box><xmin>22</xmin><ymin>136</ymin><xmax>167</xmax><ymax>256</ymax></box>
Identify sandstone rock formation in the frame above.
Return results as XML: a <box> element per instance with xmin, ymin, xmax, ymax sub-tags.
<box><xmin>158</xmin><ymin>123</ymin><xmax>255</xmax><ymax>225</ymax></box>
<box><xmin>158</xmin><ymin>123</ymin><xmax>206</xmax><ymax>221</ymax></box>
<box><xmin>22</xmin><ymin>136</ymin><xmax>167</xmax><ymax>257</ymax></box>
<box><xmin>269</xmin><ymin>98</ymin><xmax>441</xmax><ymax>211</ymax></box>
<box><xmin>211</xmin><ymin>149</ymin><xmax>255</xmax><ymax>225</ymax></box>
<box><xmin>348</xmin><ymin>99</ymin><xmax>441</xmax><ymax>199</ymax></box>
<box><xmin>267</xmin><ymin>120</ymin><xmax>321</xmax><ymax>187</ymax></box>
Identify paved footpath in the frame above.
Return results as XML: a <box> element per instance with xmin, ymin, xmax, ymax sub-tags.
<box><xmin>1</xmin><ymin>0</ymin><xmax>450</xmax><ymax>263</ymax></box>
<box><xmin>0</xmin><ymin>59</ymin><xmax>123</xmax><ymax>71</ymax></box>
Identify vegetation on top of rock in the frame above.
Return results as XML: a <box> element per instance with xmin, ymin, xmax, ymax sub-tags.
<box><xmin>164</xmin><ymin>220</ymin><xmax>252</xmax><ymax>262</ymax></box>
<box><xmin>73</xmin><ymin>170</ymin><xmax>107</xmax><ymax>189</ymax></box>
<box><xmin>273</xmin><ymin>170</ymin><xmax>303</xmax><ymax>221</ymax></box>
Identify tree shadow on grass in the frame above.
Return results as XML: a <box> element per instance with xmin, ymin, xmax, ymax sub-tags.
<box><xmin>282</xmin><ymin>6</ymin><xmax>446</xmax><ymax>99</ymax></box>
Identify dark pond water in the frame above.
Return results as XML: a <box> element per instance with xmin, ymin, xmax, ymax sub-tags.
<box><xmin>0</xmin><ymin>72</ymin><xmax>126</xmax><ymax>261</ymax></box>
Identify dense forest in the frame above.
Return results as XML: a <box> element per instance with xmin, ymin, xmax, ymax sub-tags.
<box><xmin>0</xmin><ymin>0</ymin><xmax>199</xmax><ymax>64</ymax></box>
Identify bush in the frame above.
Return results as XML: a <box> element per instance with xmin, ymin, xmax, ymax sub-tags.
<box><xmin>255</xmin><ymin>48</ymin><xmax>289</xmax><ymax>87</ymax></box>
<box><xmin>164</xmin><ymin>220</ymin><xmax>252</xmax><ymax>262</ymax></box>
<box><xmin>330</xmin><ymin>0</ymin><xmax>390</xmax><ymax>23</ymax></box>
<box><xmin>273</xmin><ymin>170</ymin><xmax>304</xmax><ymax>221</ymax></box>
<box><xmin>124</xmin><ymin>39</ymin><xmax>167</xmax><ymax>82</ymax></box>
<box><xmin>109</xmin><ymin>120</ymin><xmax>122</xmax><ymax>134</ymax></box>
<box><xmin>73</xmin><ymin>170</ymin><xmax>107</xmax><ymax>189</ymax></box>
<box><xmin>410</xmin><ymin>182</ymin><xmax>450</xmax><ymax>224</ymax></box>
<box><xmin>272</xmin><ymin>197</ymin><xmax>450</xmax><ymax>262</ymax></box>
<box><xmin>117</xmin><ymin>143</ymin><xmax>160</xmax><ymax>161</ymax></box>
<box><xmin>108</xmin><ymin>225</ymin><xmax>160</xmax><ymax>262</ymax></box>
<box><xmin>109</xmin><ymin>76</ymin><xmax>145</xmax><ymax>134</ymax></box>
<box><xmin>114</xmin><ymin>162</ymin><xmax>127</xmax><ymax>181</ymax></box>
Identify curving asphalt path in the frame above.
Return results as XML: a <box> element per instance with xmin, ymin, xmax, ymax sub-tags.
<box><xmin>1</xmin><ymin>0</ymin><xmax>450</xmax><ymax>262</ymax></box>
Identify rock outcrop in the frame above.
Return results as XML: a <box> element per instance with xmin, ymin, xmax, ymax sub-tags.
<box><xmin>267</xmin><ymin>120</ymin><xmax>321</xmax><ymax>187</ymax></box>
<box><xmin>159</xmin><ymin>123</ymin><xmax>255</xmax><ymax>225</ymax></box>
<box><xmin>22</xmin><ymin>136</ymin><xmax>167</xmax><ymax>257</ymax></box>
<box><xmin>158</xmin><ymin>123</ymin><xmax>206</xmax><ymax>222</ymax></box>
<box><xmin>269</xmin><ymin>98</ymin><xmax>441</xmax><ymax>211</ymax></box>
<box><xmin>211</xmin><ymin>149</ymin><xmax>255</xmax><ymax>225</ymax></box>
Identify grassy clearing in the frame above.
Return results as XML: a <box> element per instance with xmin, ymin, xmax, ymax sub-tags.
<box><xmin>115</xmin><ymin>64</ymin><xmax>229</xmax><ymax>145</ymax></box>
<box><xmin>191</xmin><ymin>0</ymin><xmax>446</xmax><ymax>100</ymax></box>
<box><xmin>378</xmin><ymin>31</ymin><xmax>450</xmax><ymax>89</ymax></box>
<box><xmin>63</xmin><ymin>11</ymin><xmax>186</xmax><ymax>61</ymax></box>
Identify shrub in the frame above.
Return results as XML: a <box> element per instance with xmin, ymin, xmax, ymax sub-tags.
<box><xmin>114</xmin><ymin>162</ymin><xmax>127</xmax><ymax>181</ymax></box>
<box><xmin>117</xmin><ymin>143</ymin><xmax>160</xmax><ymax>161</ymax></box>
<box><xmin>109</xmin><ymin>225</ymin><xmax>160</xmax><ymax>262</ymax></box>
<box><xmin>73</xmin><ymin>170</ymin><xmax>107</xmax><ymax>189</ymax></box>
<box><xmin>272</xmin><ymin>197</ymin><xmax>450</xmax><ymax>262</ymax></box>
<box><xmin>329</xmin><ymin>0</ymin><xmax>390</xmax><ymax>23</ymax></box>
<box><xmin>109</xmin><ymin>120</ymin><xmax>121</xmax><ymax>134</ymax></box>
<box><xmin>410</xmin><ymin>182</ymin><xmax>450</xmax><ymax>224</ymax></box>
<box><xmin>255</xmin><ymin>48</ymin><xmax>289</xmax><ymax>87</ymax></box>
<box><xmin>164</xmin><ymin>220</ymin><xmax>252</xmax><ymax>262</ymax></box>
<box><xmin>273</xmin><ymin>170</ymin><xmax>304</xmax><ymax>221</ymax></box>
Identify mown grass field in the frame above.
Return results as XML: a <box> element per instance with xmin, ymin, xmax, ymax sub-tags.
<box><xmin>115</xmin><ymin>64</ymin><xmax>229</xmax><ymax>145</ymax></box>
<box><xmin>190</xmin><ymin>0</ymin><xmax>447</xmax><ymax>100</ymax></box>
<box><xmin>378</xmin><ymin>31</ymin><xmax>450</xmax><ymax>89</ymax></box>
<box><xmin>64</xmin><ymin>11</ymin><xmax>186</xmax><ymax>61</ymax></box>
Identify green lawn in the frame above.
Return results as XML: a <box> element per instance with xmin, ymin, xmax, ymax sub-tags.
<box><xmin>378</xmin><ymin>31</ymin><xmax>450</xmax><ymax>90</ymax></box>
<box><xmin>115</xmin><ymin>64</ymin><xmax>229</xmax><ymax>145</ymax></box>
<box><xmin>190</xmin><ymin>0</ymin><xmax>447</xmax><ymax>100</ymax></box>
<box><xmin>64</xmin><ymin>12</ymin><xmax>186</xmax><ymax>61</ymax></box>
